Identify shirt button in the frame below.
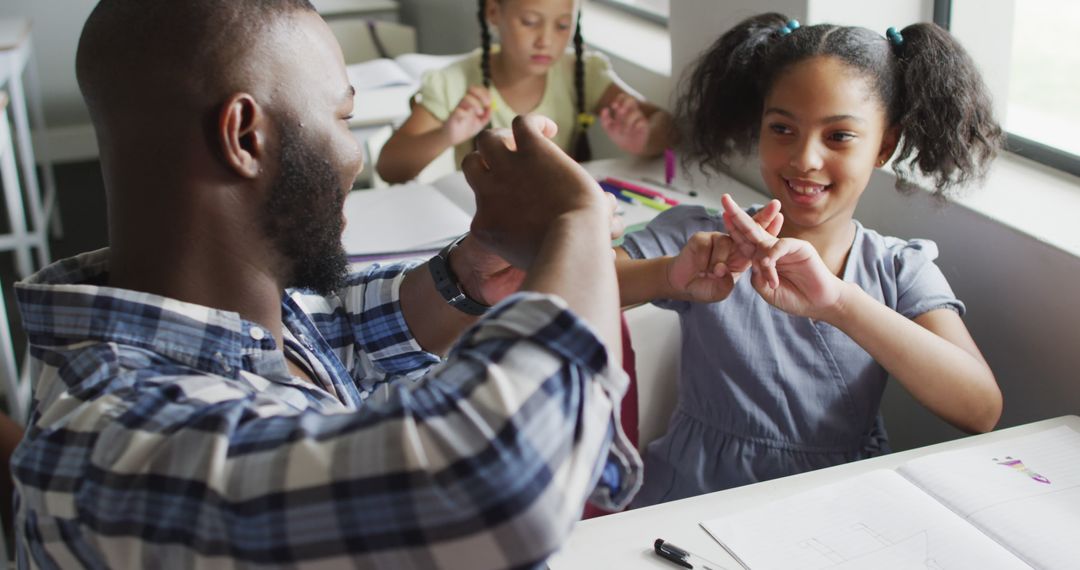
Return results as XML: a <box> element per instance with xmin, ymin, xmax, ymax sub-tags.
<box><xmin>249</xmin><ymin>327</ymin><xmax>265</xmax><ymax>341</ymax></box>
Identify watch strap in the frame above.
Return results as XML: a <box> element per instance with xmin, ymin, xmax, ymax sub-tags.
<box><xmin>428</xmin><ymin>233</ymin><xmax>490</xmax><ymax>316</ymax></box>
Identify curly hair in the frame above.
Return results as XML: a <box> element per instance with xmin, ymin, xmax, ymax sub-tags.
<box><xmin>675</xmin><ymin>13</ymin><xmax>1003</xmax><ymax>198</ymax></box>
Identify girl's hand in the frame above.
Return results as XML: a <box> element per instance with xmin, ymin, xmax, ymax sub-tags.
<box><xmin>443</xmin><ymin>86</ymin><xmax>493</xmax><ymax>146</ymax></box>
<box><xmin>721</xmin><ymin>194</ymin><xmax>844</xmax><ymax>319</ymax></box>
<box><xmin>599</xmin><ymin>93</ymin><xmax>650</xmax><ymax>155</ymax></box>
<box><xmin>666</xmin><ymin>201</ymin><xmax>783</xmax><ymax>302</ymax></box>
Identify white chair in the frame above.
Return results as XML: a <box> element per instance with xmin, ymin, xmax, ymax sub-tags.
<box><xmin>0</xmin><ymin>19</ymin><xmax>55</xmax><ymax>279</ymax></box>
<box><xmin>624</xmin><ymin>303</ymin><xmax>681</xmax><ymax>455</ymax></box>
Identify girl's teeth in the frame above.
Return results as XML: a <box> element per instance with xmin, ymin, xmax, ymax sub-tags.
<box><xmin>787</xmin><ymin>180</ymin><xmax>825</xmax><ymax>195</ymax></box>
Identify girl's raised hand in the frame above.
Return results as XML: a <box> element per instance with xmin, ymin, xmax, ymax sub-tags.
<box><xmin>599</xmin><ymin>93</ymin><xmax>650</xmax><ymax>155</ymax></box>
<box><xmin>721</xmin><ymin>194</ymin><xmax>844</xmax><ymax>319</ymax></box>
<box><xmin>443</xmin><ymin>85</ymin><xmax>494</xmax><ymax>146</ymax></box>
<box><xmin>665</xmin><ymin>201</ymin><xmax>783</xmax><ymax>303</ymax></box>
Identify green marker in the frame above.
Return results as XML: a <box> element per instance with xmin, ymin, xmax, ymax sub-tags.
<box><xmin>623</xmin><ymin>190</ymin><xmax>671</xmax><ymax>212</ymax></box>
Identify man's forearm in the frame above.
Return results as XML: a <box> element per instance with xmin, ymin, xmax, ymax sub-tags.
<box><xmin>399</xmin><ymin>258</ymin><xmax>478</xmax><ymax>356</ymax></box>
<box><xmin>518</xmin><ymin>212</ymin><xmax>622</xmax><ymax>362</ymax></box>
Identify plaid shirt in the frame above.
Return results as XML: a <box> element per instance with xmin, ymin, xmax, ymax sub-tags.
<box><xmin>12</xmin><ymin>249</ymin><xmax>641</xmax><ymax>569</ymax></box>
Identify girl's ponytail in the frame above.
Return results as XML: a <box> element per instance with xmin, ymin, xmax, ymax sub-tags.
<box><xmin>675</xmin><ymin>12</ymin><xmax>789</xmax><ymax>174</ymax></box>
<box><xmin>889</xmin><ymin>23</ymin><xmax>1003</xmax><ymax>197</ymax></box>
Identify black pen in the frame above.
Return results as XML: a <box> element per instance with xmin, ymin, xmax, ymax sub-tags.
<box><xmin>653</xmin><ymin>538</ymin><xmax>729</xmax><ymax>570</ymax></box>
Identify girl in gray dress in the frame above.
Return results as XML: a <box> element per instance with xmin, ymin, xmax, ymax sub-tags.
<box><xmin>615</xmin><ymin>14</ymin><xmax>1005</xmax><ymax>507</ymax></box>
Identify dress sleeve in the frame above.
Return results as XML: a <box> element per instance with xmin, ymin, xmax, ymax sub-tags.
<box><xmin>583</xmin><ymin>50</ymin><xmax>617</xmax><ymax>111</ymax></box>
<box><xmin>417</xmin><ymin>64</ymin><xmax>455</xmax><ymax>122</ymax></box>
<box><xmin>620</xmin><ymin>205</ymin><xmax>724</xmax><ymax>312</ymax></box>
<box><xmin>620</xmin><ymin>205</ymin><xmax>722</xmax><ymax>260</ymax></box>
<box><xmin>892</xmin><ymin>238</ymin><xmax>966</xmax><ymax>319</ymax></box>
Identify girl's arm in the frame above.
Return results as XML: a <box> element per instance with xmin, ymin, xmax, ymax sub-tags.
<box><xmin>376</xmin><ymin>86</ymin><xmax>492</xmax><ymax>184</ymax></box>
<box><xmin>723</xmin><ymin>195</ymin><xmax>1002</xmax><ymax>434</ymax></box>
<box><xmin>828</xmin><ymin>286</ymin><xmax>1000</xmax><ymax>434</ymax></box>
<box><xmin>595</xmin><ymin>84</ymin><xmax>675</xmax><ymax>158</ymax></box>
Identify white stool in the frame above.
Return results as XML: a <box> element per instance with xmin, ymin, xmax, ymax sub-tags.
<box><xmin>0</xmin><ymin>91</ymin><xmax>30</xmax><ymax>426</ymax></box>
<box><xmin>0</xmin><ymin>19</ymin><xmax>56</xmax><ymax>279</ymax></box>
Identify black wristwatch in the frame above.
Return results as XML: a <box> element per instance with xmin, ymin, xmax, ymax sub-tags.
<box><xmin>428</xmin><ymin>233</ymin><xmax>490</xmax><ymax>316</ymax></box>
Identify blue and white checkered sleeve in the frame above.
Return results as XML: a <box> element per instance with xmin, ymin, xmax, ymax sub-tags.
<box><xmin>302</xmin><ymin>260</ymin><xmax>442</xmax><ymax>378</ymax></box>
<box><xmin>16</xmin><ymin>292</ymin><xmax>641</xmax><ymax>569</ymax></box>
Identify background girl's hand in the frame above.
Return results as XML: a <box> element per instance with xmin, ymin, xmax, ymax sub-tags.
<box><xmin>442</xmin><ymin>85</ymin><xmax>493</xmax><ymax>146</ymax></box>
<box><xmin>721</xmin><ymin>194</ymin><xmax>844</xmax><ymax>319</ymax></box>
<box><xmin>599</xmin><ymin>93</ymin><xmax>650</xmax><ymax>155</ymax></box>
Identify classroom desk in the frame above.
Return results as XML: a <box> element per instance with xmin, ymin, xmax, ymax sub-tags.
<box><xmin>547</xmin><ymin>414</ymin><xmax>1080</xmax><ymax>569</ymax></box>
<box><xmin>350</xmin><ymin>84</ymin><xmax>416</xmax><ymax>129</ymax></box>
<box><xmin>428</xmin><ymin>156</ymin><xmax>768</xmax><ymax>226</ymax></box>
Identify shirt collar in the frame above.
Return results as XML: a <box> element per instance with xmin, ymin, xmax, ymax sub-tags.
<box><xmin>16</xmin><ymin>248</ymin><xmax>281</xmax><ymax>379</ymax></box>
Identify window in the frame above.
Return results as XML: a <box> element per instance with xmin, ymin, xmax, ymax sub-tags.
<box><xmin>593</xmin><ymin>0</ymin><xmax>669</xmax><ymax>25</ymax></box>
<box><xmin>938</xmin><ymin>0</ymin><xmax>1080</xmax><ymax>178</ymax></box>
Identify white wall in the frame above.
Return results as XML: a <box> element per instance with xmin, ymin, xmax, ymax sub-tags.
<box><xmin>672</xmin><ymin>0</ymin><xmax>1080</xmax><ymax>451</ymax></box>
<box><xmin>0</xmin><ymin>1</ymin><xmax>96</xmax><ymax>128</ymax></box>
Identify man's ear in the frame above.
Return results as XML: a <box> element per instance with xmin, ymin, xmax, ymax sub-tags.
<box><xmin>877</xmin><ymin>124</ymin><xmax>901</xmax><ymax>166</ymax></box>
<box><xmin>218</xmin><ymin>93</ymin><xmax>266</xmax><ymax>179</ymax></box>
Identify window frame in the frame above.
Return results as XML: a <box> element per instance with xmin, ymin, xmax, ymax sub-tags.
<box><xmin>592</xmin><ymin>0</ymin><xmax>668</xmax><ymax>26</ymax></box>
<box><xmin>934</xmin><ymin>0</ymin><xmax>1080</xmax><ymax>178</ymax></box>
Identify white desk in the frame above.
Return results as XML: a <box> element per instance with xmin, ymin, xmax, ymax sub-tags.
<box><xmin>428</xmin><ymin>156</ymin><xmax>767</xmax><ymax>226</ymax></box>
<box><xmin>350</xmin><ymin>84</ymin><xmax>416</xmax><ymax>129</ymax></box>
<box><xmin>548</xmin><ymin>415</ymin><xmax>1080</xmax><ymax>569</ymax></box>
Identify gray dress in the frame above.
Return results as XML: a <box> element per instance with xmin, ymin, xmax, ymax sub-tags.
<box><xmin>621</xmin><ymin>206</ymin><xmax>964</xmax><ymax>507</ymax></box>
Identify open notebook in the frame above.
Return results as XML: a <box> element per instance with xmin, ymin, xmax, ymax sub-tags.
<box><xmin>346</xmin><ymin>53</ymin><xmax>466</xmax><ymax>92</ymax></box>
<box><xmin>342</xmin><ymin>183</ymin><xmax>471</xmax><ymax>260</ymax></box>
<box><xmin>701</xmin><ymin>425</ymin><xmax>1080</xmax><ymax>569</ymax></box>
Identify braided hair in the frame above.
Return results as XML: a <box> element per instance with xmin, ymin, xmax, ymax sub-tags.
<box><xmin>478</xmin><ymin>0</ymin><xmax>493</xmax><ymax>90</ymax></box>
<box><xmin>676</xmin><ymin>12</ymin><xmax>1003</xmax><ymax>198</ymax></box>
<box><xmin>477</xmin><ymin>1</ymin><xmax>593</xmax><ymax>162</ymax></box>
<box><xmin>570</xmin><ymin>8</ymin><xmax>591</xmax><ymax>162</ymax></box>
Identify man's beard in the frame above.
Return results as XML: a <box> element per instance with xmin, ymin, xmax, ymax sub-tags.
<box><xmin>261</xmin><ymin>121</ymin><xmax>350</xmax><ymax>296</ymax></box>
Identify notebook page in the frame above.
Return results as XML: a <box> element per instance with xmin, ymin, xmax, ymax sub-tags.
<box><xmin>700</xmin><ymin>470</ymin><xmax>1028</xmax><ymax>570</ymax></box>
<box><xmin>341</xmin><ymin>184</ymin><xmax>471</xmax><ymax>256</ymax></box>
<box><xmin>897</xmin><ymin>426</ymin><xmax>1080</xmax><ymax>570</ymax></box>
<box><xmin>346</xmin><ymin>59</ymin><xmax>415</xmax><ymax>91</ymax></box>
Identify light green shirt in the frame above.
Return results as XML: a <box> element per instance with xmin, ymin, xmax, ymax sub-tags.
<box><xmin>418</xmin><ymin>47</ymin><xmax>619</xmax><ymax>166</ymax></box>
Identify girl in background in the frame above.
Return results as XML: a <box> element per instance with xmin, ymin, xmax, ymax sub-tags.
<box><xmin>376</xmin><ymin>0</ymin><xmax>674</xmax><ymax>183</ymax></box>
<box><xmin>614</xmin><ymin>14</ymin><xmax>1004</xmax><ymax>507</ymax></box>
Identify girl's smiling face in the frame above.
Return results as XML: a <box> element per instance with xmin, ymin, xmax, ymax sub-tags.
<box><xmin>758</xmin><ymin>55</ymin><xmax>898</xmax><ymax>235</ymax></box>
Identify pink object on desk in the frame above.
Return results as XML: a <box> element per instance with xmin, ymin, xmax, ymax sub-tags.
<box><xmin>601</xmin><ymin>176</ymin><xmax>679</xmax><ymax>206</ymax></box>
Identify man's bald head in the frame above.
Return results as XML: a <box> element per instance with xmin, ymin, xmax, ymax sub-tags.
<box><xmin>76</xmin><ymin>0</ymin><xmax>315</xmax><ymax>126</ymax></box>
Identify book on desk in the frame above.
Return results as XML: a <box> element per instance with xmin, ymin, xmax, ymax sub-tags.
<box><xmin>701</xmin><ymin>425</ymin><xmax>1080</xmax><ymax>569</ymax></box>
<box><xmin>342</xmin><ymin>181</ymin><xmax>470</xmax><ymax>262</ymax></box>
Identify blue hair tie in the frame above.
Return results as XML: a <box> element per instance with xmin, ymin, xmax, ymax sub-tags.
<box><xmin>779</xmin><ymin>19</ymin><xmax>801</xmax><ymax>35</ymax></box>
<box><xmin>886</xmin><ymin>26</ymin><xmax>904</xmax><ymax>46</ymax></box>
